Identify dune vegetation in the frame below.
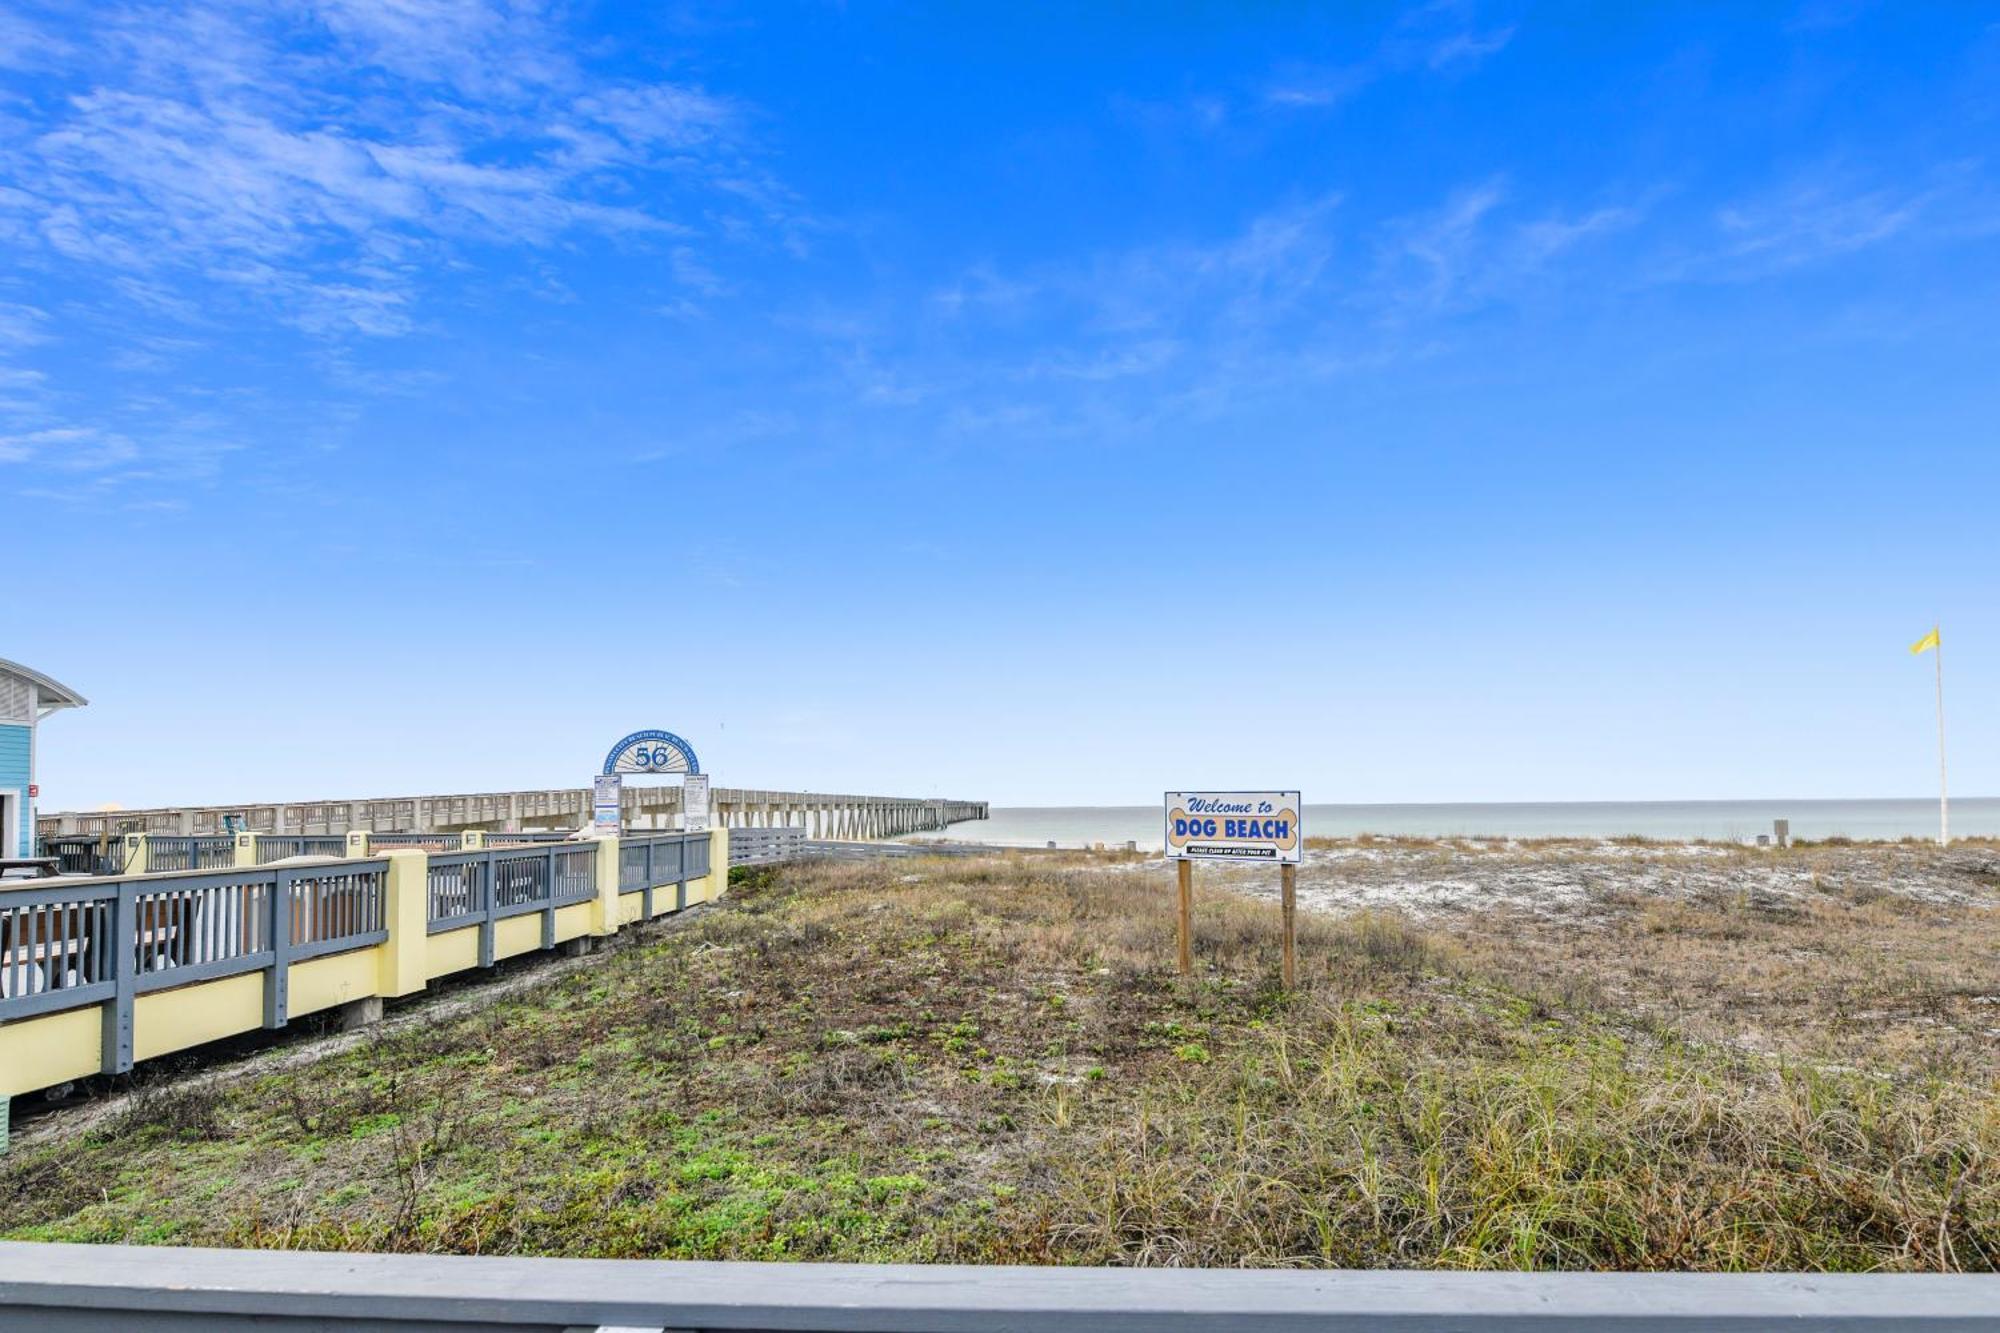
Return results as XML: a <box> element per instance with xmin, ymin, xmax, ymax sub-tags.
<box><xmin>3</xmin><ymin>845</ymin><xmax>1995</xmax><ymax>1270</ymax></box>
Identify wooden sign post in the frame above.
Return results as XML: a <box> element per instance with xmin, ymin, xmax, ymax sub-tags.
<box><xmin>1176</xmin><ymin>859</ymin><xmax>1193</xmax><ymax>976</ymax></box>
<box><xmin>1164</xmin><ymin>791</ymin><xmax>1303</xmax><ymax>987</ymax></box>
<box><xmin>1280</xmin><ymin>862</ymin><xmax>1296</xmax><ymax>989</ymax></box>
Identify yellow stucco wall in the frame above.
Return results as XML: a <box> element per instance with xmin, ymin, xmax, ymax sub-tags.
<box><xmin>133</xmin><ymin>973</ymin><xmax>262</xmax><ymax>1062</ymax></box>
<box><xmin>0</xmin><ymin>1007</ymin><xmax>101</xmax><ymax>1097</ymax></box>
<box><xmin>553</xmin><ymin>902</ymin><xmax>591</xmax><ymax>943</ymax></box>
<box><xmin>290</xmin><ymin>948</ymin><xmax>382</xmax><ymax>1019</ymax></box>
<box><xmin>426</xmin><ymin>925</ymin><xmax>479</xmax><ymax>979</ymax></box>
<box><xmin>493</xmin><ymin>913</ymin><xmax>541</xmax><ymax>962</ymax></box>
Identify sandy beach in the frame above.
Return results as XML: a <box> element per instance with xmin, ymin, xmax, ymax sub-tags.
<box><xmin>1110</xmin><ymin>836</ymin><xmax>2000</xmax><ymax>916</ymax></box>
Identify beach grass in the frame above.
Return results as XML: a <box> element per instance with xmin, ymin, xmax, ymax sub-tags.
<box><xmin>2</xmin><ymin>850</ymin><xmax>1994</xmax><ymax>1269</ymax></box>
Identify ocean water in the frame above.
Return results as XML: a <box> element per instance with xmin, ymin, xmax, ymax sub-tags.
<box><xmin>906</xmin><ymin>798</ymin><xmax>1999</xmax><ymax>850</ymax></box>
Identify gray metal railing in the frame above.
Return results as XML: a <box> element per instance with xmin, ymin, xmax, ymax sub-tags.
<box><xmin>423</xmin><ymin>844</ymin><xmax>600</xmax><ymax>967</ymax></box>
<box><xmin>553</xmin><ymin>846</ymin><xmax>596</xmax><ymax>905</ymax></box>
<box><xmin>33</xmin><ymin>834</ymin><xmax>128</xmax><ymax>876</ymax></box>
<box><xmin>728</xmin><ymin>824</ymin><xmax>808</xmax><ymax>866</ymax></box>
<box><xmin>143</xmin><ymin>835</ymin><xmax>235</xmax><ymax>873</ymax></box>
<box><xmin>0</xmin><ymin>861</ymin><xmax>387</xmax><ymax>1072</ymax></box>
<box><xmin>0</xmin><ymin>1243</ymin><xmax>1993</xmax><ymax>1329</ymax></box>
<box><xmin>254</xmin><ymin>835</ymin><xmax>348</xmax><ymax>863</ymax></box>
<box><xmin>617</xmin><ymin>830</ymin><xmax>709</xmax><ymax>919</ymax></box>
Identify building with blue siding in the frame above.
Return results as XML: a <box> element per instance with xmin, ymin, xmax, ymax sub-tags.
<box><xmin>0</xmin><ymin>660</ymin><xmax>87</xmax><ymax>860</ymax></box>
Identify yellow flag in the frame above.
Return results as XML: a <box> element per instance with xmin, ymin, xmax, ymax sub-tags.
<box><xmin>1911</xmin><ymin>627</ymin><xmax>1940</xmax><ymax>655</ymax></box>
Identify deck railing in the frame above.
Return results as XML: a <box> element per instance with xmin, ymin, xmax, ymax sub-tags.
<box><xmin>33</xmin><ymin>835</ymin><xmax>129</xmax><ymax>877</ymax></box>
<box><xmin>616</xmin><ymin>830</ymin><xmax>711</xmax><ymax>919</ymax></box>
<box><xmin>0</xmin><ymin>860</ymin><xmax>387</xmax><ymax>1071</ymax></box>
<box><xmin>142</xmin><ymin>835</ymin><xmax>236</xmax><ymax>873</ymax></box>
<box><xmin>1</xmin><ymin>829</ymin><xmax>727</xmax><ymax>1102</ymax></box>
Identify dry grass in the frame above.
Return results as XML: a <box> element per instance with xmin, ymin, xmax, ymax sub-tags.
<box><xmin>1</xmin><ymin>851</ymin><xmax>1994</xmax><ymax>1269</ymax></box>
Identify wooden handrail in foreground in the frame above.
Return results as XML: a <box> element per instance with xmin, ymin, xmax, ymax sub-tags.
<box><xmin>0</xmin><ymin>1242</ymin><xmax>1995</xmax><ymax>1330</ymax></box>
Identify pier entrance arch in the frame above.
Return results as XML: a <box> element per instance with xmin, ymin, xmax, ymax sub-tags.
<box><xmin>599</xmin><ymin>730</ymin><xmax>703</xmax><ymax>833</ymax></box>
<box><xmin>602</xmin><ymin>730</ymin><xmax>701</xmax><ymax>777</ymax></box>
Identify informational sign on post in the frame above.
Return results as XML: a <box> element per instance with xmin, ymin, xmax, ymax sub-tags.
<box><xmin>683</xmin><ymin>774</ymin><xmax>710</xmax><ymax>832</ymax></box>
<box><xmin>1164</xmin><ymin>792</ymin><xmax>1303</xmax><ymax>863</ymax></box>
<box><xmin>593</xmin><ymin>774</ymin><xmax>622</xmax><ymax>836</ymax></box>
<box><xmin>1163</xmin><ymin>790</ymin><xmax>1304</xmax><ymax>987</ymax></box>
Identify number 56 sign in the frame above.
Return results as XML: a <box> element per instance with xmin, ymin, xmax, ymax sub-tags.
<box><xmin>602</xmin><ymin>730</ymin><xmax>701</xmax><ymax>777</ymax></box>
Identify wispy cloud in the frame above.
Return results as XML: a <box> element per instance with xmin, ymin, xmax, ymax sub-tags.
<box><xmin>0</xmin><ymin>0</ymin><xmax>786</xmax><ymax>502</ymax></box>
<box><xmin>1377</xmin><ymin>179</ymin><xmax>1510</xmax><ymax>315</ymax></box>
<box><xmin>1716</xmin><ymin>181</ymin><xmax>1933</xmax><ymax>267</ymax></box>
<box><xmin>0</xmin><ymin>7</ymin><xmax>71</xmax><ymax>73</ymax></box>
<box><xmin>1262</xmin><ymin>1</ymin><xmax>1516</xmax><ymax>111</ymax></box>
<box><xmin>1421</xmin><ymin>25</ymin><xmax>1517</xmax><ymax>72</ymax></box>
<box><xmin>871</xmin><ymin>174</ymin><xmax>1663</xmax><ymax>447</ymax></box>
<box><xmin>0</xmin><ymin>425</ymin><xmax>137</xmax><ymax>470</ymax></box>
<box><xmin>0</xmin><ymin>302</ymin><xmax>49</xmax><ymax>348</ymax></box>
<box><xmin>1647</xmin><ymin>166</ymin><xmax>1999</xmax><ymax>283</ymax></box>
<box><xmin>0</xmin><ymin>0</ymin><xmax>757</xmax><ymax>341</ymax></box>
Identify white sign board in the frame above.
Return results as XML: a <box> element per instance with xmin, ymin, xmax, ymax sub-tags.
<box><xmin>1165</xmin><ymin>791</ymin><xmax>1302</xmax><ymax>863</ymax></box>
<box><xmin>683</xmin><ymin>774</ymin><xmax>710</xmax><ymax>832</ymax></box>
<box><xmin>593</xmin><ymin>774</ymin><xmax>622</xmax><ymax>836</ymax></box>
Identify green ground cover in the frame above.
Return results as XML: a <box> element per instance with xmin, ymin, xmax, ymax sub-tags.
<box><xmin>3</xmin><ymin>853</ymin><xmax>1994</xmax><ymax>1269</ymax></box>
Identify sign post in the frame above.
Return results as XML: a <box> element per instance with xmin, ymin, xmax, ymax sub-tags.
<box><xmin>1281</xmin><ymin>863</ymin><xmax>1296</xmax><ymax>989</ymax></box>
<box><xmin>1176</xmin><ymin>860</ymin><xmax>1193</xmax><ymax>975</ymax></box>
<box><xmin>1164</xmin><ymin>791</ymin><xmax>1303</xmax><ymax>984</ymax></box>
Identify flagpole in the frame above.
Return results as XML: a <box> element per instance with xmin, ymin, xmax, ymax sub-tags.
<box><xmin>1935</xmin><ymin>626</ymin><xmax>1949</xmax><ymax>846</ymax></box>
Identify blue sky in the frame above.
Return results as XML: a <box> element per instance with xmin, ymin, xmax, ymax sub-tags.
<box><xmin>4</xmin><ymin>1</ymin><xmax>1997</xmax><ymax>809</ymax></box>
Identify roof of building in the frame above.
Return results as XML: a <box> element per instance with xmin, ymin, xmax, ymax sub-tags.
<box><xmin>0</xmin><ymin>658</ymin><xmax>88</xmax><ymax>710</ymax></box>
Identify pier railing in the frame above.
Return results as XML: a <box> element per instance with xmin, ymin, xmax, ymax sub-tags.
<box><xmin>39</xmin><ymin>786</ymin><xmax>988</xmax><ymax>843</ymax></box>
<box><xmin>366</xmin><ymin>831</ymin><xmax>463</xmax><ymax>852</ymax></box>
<box><xmin>253</xmin><ymin>834</ymin><xmax>348</xmax><ymax>863</ymax></box>
<box><xmin>0</xmin><ymin>828</ymin><xmax>729</xmax><ymax>1105</ymax></box>
<box><xmin>727</xmin><ymin>824</ymin><xmax>809</xmax><ymax>866</ymax></box>
<box><xmin>0</xmin><ymin>1243</ymin><xmax>1991</xmax><ymax>1329</ymax></box>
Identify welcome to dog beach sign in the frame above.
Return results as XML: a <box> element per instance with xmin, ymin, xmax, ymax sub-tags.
<box><xmin>1162</xmin><ymin>790</ymin><xmax>1305</xmax><ymax>988</ymax></box>
<box><xmin>1164</xmin><ymin>791</ymin><xmax>1303</xmax><ymax>863</ymax></box>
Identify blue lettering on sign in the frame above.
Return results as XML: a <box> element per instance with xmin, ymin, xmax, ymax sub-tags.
<box><xmin>1220</xmin><ymin>818</ymin><xmax>1292</xmax><ymax>840</ymax></box>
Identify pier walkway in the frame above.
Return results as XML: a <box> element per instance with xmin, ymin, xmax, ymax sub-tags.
<box><xmin>38</xmin><ymin>786</ymin><xmax>987</xmax><ymax>843</ymax></box>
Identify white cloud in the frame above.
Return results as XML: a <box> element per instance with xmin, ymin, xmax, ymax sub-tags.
<box><xmin>0</xmin><ymin>426</ymin><xmax>138</xmax><ymax>469</ymax></box>
<box><xmin>1717</xmin><ymin>182</ymin><xmax>1931</xmax><ymax>267</ymax></box>
<box><xmin>1262</xmin><ymin>67</ymin><xmax>1373</xmax><ymax>109</ymax></box>
<box><xmin>1389</xmin><ymin>1</ymin><xmax>1517</xmax><ymax>73</ymax></box>
<box><xmin>1377</xmin><ymin>179</ymin><xmax>1508</xmax><ymax>314</ymax></box>
<box><xmin>1518</xmin><ymin>205</ymin><xmax>1641</xmax><ymax>263</ymax></box>
<box><xmin>0</xmin><ymin>302</ymin><xmax>49</xmax><ymax>348</ymax></box>
<box><xmin>0</xmin><ymin>8</ymin><xmax>71</xmax><ymax>72</ymax></box>
<box><xmin>1425</xmin><ymin>24</ymin><xmax>1516</xmax><ymax>70</ymax></box>
<box><xmin>0</xmin><ymin>1</ymin><xmax>764</xmax><ymax>340</ymax></box>
<box><xmin>866</xmin><ymin>175</ymin><xmax>1661</xmax><ymax>444</ymax></box>
<box><xmin>1646</xmin><ymin>168</ymin><xmax>1999</xmax><ymax>284</ymax></box>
